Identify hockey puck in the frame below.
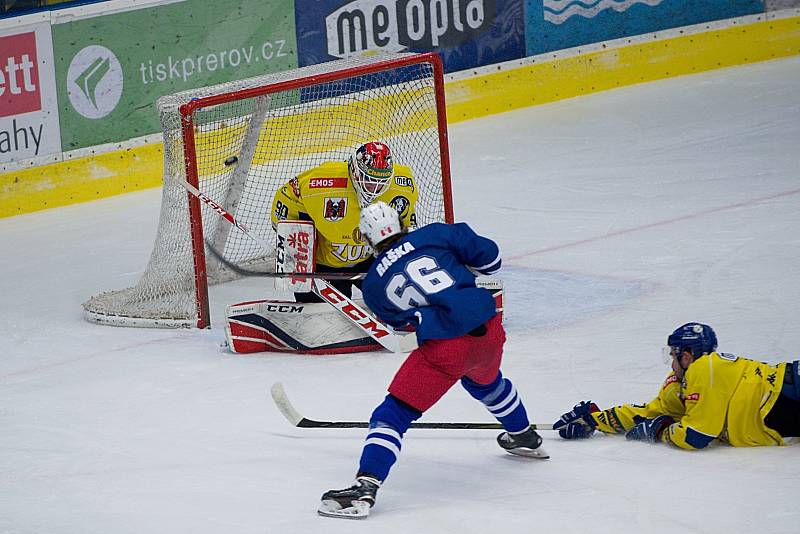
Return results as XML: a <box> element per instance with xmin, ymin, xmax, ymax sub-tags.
<box><xmin>224</xmin><ymin>156</ymin><xmax>238</xmax><ymax>166</ymax></box>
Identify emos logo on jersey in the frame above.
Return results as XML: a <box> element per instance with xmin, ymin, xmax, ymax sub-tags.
<box><xmin>0</xmin><ymin>32</ymin><xmax>41</xmax><ymax>118</ymax></box>
<box><xmin>310</xmin><ymin>177</ymin><xmax>348</xmax><ymax>189</ymax></box>
<box><xmin>324</xmin><ymin>197</ymin><xmax>347</xmax><ymax>222</ymax></box>
<box><xmin>67</xmin><ymin>45</ymin><xmax>123</xmax><ymax>119</ymax></box>
<box><xmin>324</xmin><ymin>0</ymin><xmax>495</xmax><ymax>58</ymax></box>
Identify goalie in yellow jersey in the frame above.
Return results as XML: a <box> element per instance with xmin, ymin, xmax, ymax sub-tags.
<box><xmin>553</xmin><ymin>323</ymin><xmax>800</xmax><ymax>449</ymax></box>
<box><xmin>270</xmin><ymin>141</ymin><xmax>419</xmax><ymax>302</ymax></box>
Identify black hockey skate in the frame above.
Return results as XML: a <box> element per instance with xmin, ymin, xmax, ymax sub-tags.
<box><xmin>318</xmin><ymin>475</ymin><xmax>381</xmax><ymax>519</ymax></box>
<box><xmin>497</xmin><ymin>426</ymin><xmax>550</xmax><ymax>459</ymax></box>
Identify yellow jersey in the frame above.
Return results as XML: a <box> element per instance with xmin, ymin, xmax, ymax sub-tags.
<box><xmin>270</xmin><ymin>161</ymin><xmax>419</xmax><ymax>269</ymax></box>
<box><xmin>590</xmin><ymin>353</ymin><xmax>790</xmax><ymax>449</ymax></box>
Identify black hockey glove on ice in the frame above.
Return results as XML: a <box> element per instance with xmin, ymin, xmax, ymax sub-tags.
<box><xmin>625</xmin><ymin>415</ymin><xmax>674</xmax><ymax>443</ymax></box>
<box><xmin>553</xmin><ymin>401</ymin><xmax>600</xmax><ymax>439</ymax></box>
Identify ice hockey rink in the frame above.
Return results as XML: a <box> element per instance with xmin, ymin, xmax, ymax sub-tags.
<box><xmin>2</xmin><ymin>55</ymin><xmax>799</xmax><ymax>533</ymax></box>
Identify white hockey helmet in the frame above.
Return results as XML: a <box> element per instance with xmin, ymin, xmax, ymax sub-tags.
<box><xmin>359</xmin><ymin>201</ymin><xmax>402</xmax><ymax>250</ymax></box>
<box><xmin>348</xmin><ymin>141</ymin><xmax>394</xmax><ymax>208</ymax></box>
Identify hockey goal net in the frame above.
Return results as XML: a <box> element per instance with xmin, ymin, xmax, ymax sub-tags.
<box><xmin>83</xmin><ymin>52</ymin><xmax>453</xmax><ymax>329</ymax></box>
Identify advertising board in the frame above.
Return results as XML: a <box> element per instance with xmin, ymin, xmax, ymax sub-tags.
<box><xmin>53</xmin><ymin>0</ymin><xmax>298</xmax><ymax>151</ymax></box>
<box><xmin>525</xmin><ymin>0</ymin><xmax>765</xmax><ymax>55</ymax></box>
<box><xmin>1</xmin><ymin>22</ymin><xmax>61</xmax><ymax>163</ymax></box>
<box><xmin>295</xmin><ymin>0</ymin><xmax>526</xmax><ymax>73</ymax></box>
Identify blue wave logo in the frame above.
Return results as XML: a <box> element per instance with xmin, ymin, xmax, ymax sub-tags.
<box><xmin>543</xmin><ymin>0</ymin><xmax>665</xmax><ymax>25</ymax></box>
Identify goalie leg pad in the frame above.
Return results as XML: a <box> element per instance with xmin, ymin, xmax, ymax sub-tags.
<box><xmin>224</xmin><ymin>299</ymin><xmax>381</xmax><ymax>355</ymax></box>
<box><xmin>476</xmin><ymin>277</ymin><xmax>504</xmax><ymax>322</ymax></box>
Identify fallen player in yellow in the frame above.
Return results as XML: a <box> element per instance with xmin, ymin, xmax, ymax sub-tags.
<box><xmin>553</xmin><ymin>323</ymin><xmax>800</xmax><ymax>449</ymax></box>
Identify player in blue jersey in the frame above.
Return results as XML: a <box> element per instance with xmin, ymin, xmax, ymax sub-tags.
<box><xmin>317</xmin><ymin>201</ymin><xmax>548</xmax><ymax>520</ymax></box>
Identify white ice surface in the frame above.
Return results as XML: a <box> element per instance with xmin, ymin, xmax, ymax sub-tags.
<box><xmin>2</xmin><ymin>57</ymin><xmax>799</xmax><ymax>534</ymax></box>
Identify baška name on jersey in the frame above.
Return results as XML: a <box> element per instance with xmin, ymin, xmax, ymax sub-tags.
<box><xmin>376</xmin><ymin>242</ymin><xmax>416</xmax><ymax>277</ymax></box>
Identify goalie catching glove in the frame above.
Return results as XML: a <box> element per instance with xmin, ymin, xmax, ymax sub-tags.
<box><xmin>552</xmin><ymin>401</ymin><xmax>600</xmax><ymax>439</ymax></box>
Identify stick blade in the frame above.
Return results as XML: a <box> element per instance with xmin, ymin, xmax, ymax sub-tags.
<box><xmin>270</xmin><ymin>382</ymin><xmax>303</xmax><ymax>426</ymax></box>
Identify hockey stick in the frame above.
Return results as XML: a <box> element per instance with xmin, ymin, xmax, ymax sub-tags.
<box><xmin>271</xmin><ymin>382</ymin><xmax>556</xmax><ymax>431</ymax></box>
<box><xmin>310</xmin><ymin>278</ymin><xmax>417</xmax><ymax>353</ymax></box>
<box><xmin>203</xmin><ymin>241</ymin><xmax>366</xmax><ymax>281</ymax></box>
<box><xmin>172</xmin><ymin>173</ymin><xmax>275</xmax><ymax>252</ymax></box>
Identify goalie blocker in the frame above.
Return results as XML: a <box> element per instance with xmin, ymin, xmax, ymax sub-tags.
<box><xmin>224</xmin><ymin>220</ymin><xmax>504</xmax><ymax>355</ymax></box>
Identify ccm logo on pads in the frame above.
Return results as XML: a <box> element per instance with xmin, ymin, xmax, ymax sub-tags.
<box><xmin>309</xmin><ymin>177</ymin><xmax>348</xmax><ymax>189</ymax></box>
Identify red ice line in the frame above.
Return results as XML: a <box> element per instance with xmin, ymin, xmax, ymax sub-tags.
<box><xmin>0</xmin><ymin>335</ymin><xmax>181</xmax><ymax>381</ymax></box>
<box><xmin>506</xmin><ymin>187</ymin><xmax>800</xmax><ymax>261</ymax></box>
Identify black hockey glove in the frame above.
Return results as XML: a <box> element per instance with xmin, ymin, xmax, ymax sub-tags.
<box><xmin>553</xmin><ymin>401</ymin><xmax>600</xmax><ymax>439</ymax></box>
<box><xmin>625</xmin><ymin>415</ymin><xmax>674</xmax><ymax>443</ymax></box>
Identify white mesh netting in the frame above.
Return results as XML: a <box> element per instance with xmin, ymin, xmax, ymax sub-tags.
<box><xmin>83</xmin><ymin>53</ymin><xmax>450</xmax><ymax>328</ymax></box>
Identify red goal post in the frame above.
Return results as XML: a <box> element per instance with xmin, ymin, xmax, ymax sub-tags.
<box><xmin>83</xmin><ymin>52</ymin><xmax>453</xmax><ymax>329</ymax></box>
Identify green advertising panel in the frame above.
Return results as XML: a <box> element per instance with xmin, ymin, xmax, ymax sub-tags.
<box><xmin>53</xmin><ymin>0</ymin><xmax>297</xmax><ymax>150</ymax></box>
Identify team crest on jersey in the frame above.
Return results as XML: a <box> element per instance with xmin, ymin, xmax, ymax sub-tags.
<box><xmin>394</xmin><ymin>176</ymin><xmax>414</xmax><ymax>191</ymax></box>
<box><xmin>389</xmin><ymin>195</ymin><xmax>410</xmax><ymax>216</ymax></box>
<box><xmin>324</xmin><ymin>197</ymin><xmax>347</xmax><ymax>222</ymax></box>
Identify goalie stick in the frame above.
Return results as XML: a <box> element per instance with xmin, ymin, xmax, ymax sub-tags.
<box><xmin>172</xmin><ymin>172</ymin><xmax>362</xmax><ymax>281</ymax></box>
<box><xmin>270</xmin><ymin>382</ymin><xmax>555</xmax><ymax>431</ymax></box>
<box><xmin>204</xmin><ymin>241</ymin><xmax>365</xmax><ymax>281</ymax></box>
<box><xmin>170</xmin><ymin>172</ymin><xmax>280</xmax><ymax>257</ymax></box>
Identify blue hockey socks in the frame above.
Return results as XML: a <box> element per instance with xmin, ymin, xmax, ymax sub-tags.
<box><xmin>461</xmin><ymin>372</ymin><xmax>530</xmax><ymax>433</ymax></box>
<box><xmin>357</xmin><ymin>395</ymin><xmax>422</xmax><ymax>481</ymax></box>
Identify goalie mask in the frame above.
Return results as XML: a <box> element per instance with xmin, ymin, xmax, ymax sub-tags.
<box><xmin>359</xmin><ymin>201</ymin><xmax>402</xmax><ymax>251</ymax></box>
<box><xmin>349</xmin><ymin>142</ymin><xmax>394</xmax><ymax>208</ymax></box>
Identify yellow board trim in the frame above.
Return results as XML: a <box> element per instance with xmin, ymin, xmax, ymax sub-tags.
<box><xmin>0</xmin><ymin>144</ymin><xmax>163</xmax><ymax>218</ymax></box>
<box><xmin>2</xmin><ymin>15</ymin><xmax>799</xmax><ymax>218</ymax></box>
<box><xmin>445</xmin><ymin>15</ymin><xmax>800</xmax><ymax>122</ymax></box>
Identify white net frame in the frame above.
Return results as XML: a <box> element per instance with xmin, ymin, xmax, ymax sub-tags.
<box><xmin>83</xmin><ymin>52</ymin><xmax>452</xmax><ymax>328</ymax></box>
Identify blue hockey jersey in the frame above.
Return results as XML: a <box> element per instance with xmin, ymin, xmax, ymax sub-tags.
<box><xmin>361</xmin><ymin>222</ymin><xmax>502</xmax><ymax>343</ymax></box>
